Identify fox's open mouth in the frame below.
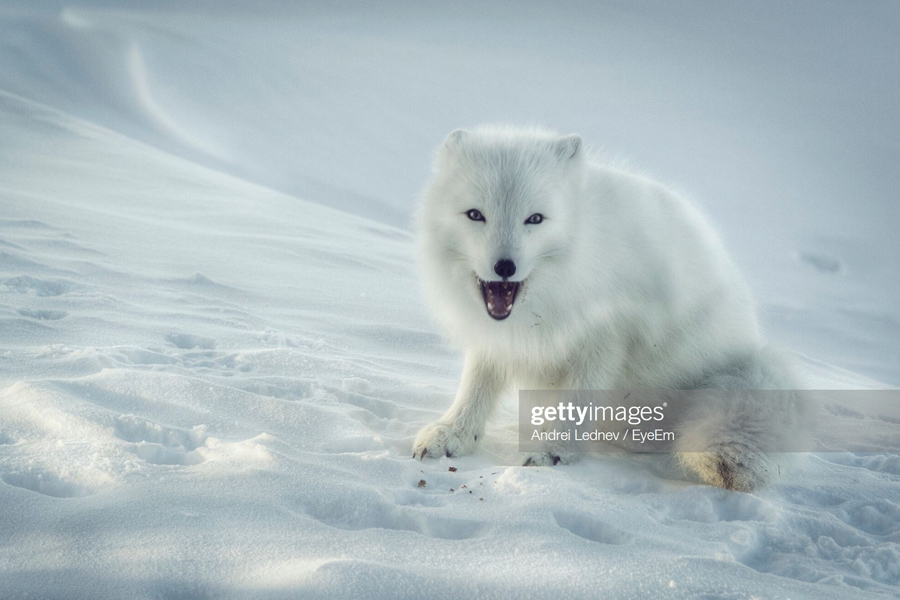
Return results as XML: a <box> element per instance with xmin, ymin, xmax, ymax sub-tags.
<box><xmin>480</xmin><ymin>280</ymin><xmax>520</xmax><ymax>320</ymax></box>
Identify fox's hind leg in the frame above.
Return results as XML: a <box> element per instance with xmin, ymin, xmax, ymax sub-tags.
<box><xmin>674</xmin><ymin>350</ymin><xmax>808</xmax><ymax>491</ymax></box>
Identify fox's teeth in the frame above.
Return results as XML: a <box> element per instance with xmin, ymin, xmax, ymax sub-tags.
<box><xmin>481</xmin><ymin>279</ymin><xmax>520</xmax><ymax>319</ymax></box>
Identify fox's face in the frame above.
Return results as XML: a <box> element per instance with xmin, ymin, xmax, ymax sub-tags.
<box><xmin>419</xmin><ymin>128</ymin><xmax>584</xmax><ymax>324</ymax></box>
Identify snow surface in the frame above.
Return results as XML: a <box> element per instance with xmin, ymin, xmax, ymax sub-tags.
<box><xmin>0</xmin><ymin>2</ymin><xmax>898</xmax><ymax>598</ymax></box>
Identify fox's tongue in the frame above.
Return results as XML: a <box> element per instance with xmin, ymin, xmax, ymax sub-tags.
<box><xmin>482</xmin><ymin>281</ymin><xmax>519</xmax><ymax>320</ymax></box>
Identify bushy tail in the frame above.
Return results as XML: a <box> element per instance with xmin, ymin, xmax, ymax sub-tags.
<box><xmin>675</xmin><ymin>345</ymin><xmax>811</xmax><ymax>491</ymax></box>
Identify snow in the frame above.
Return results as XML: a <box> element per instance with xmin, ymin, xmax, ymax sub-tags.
<box><xmin>0</xmin><ymin>2</ymin><xmax>898</xmax><ymax>598</ymax></box>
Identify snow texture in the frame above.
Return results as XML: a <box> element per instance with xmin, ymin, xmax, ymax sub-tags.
<box><xmin>0</xmin><ymin>2</ymin><xmax>898</xmax><ymax>598</ymax></box>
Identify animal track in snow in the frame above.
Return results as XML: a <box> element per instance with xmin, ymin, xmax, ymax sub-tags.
<box><xmin>659</xmin><ymin>490</ymin><xmax>774</xmax><ymax>524</ymax></box>
<box><xmin>553</xmin><ymin>511</ymin><xmax>632</xmax><ymax>544</ymax></box>
<box><xmin>735</xmin><ymin>507</ymin><xmax>900</xmax><ymax>592</ymax></box>
<box><xmin>799</xmin><ymin>251</ymin><xmax>843</xmax><ymax>274</ymax></box>
<box><xmin>129</xmin><ymin>443</ymin><xmax>206</xmax><ymax>466</ymax></box>
<box><xmin>341</xmin><ymin>377</ymin><xmax>372</xmax><ymax>394</ymax></box>
<box><xmin>304</xmin><ymin>492</ymin><xmax>483</xmax><ymax>540</ymax></box>
<box><xmin>114</xmin><ymin>415</ymin><xmax>207</xmax><ymax>466</ymax></box>
<box><xmin>339</xmin><ymin>390</ymin><xmax>400</xmax><ymax>421</ymax></box>
<box><xmin>165</xmin><ymin>332</ymin><xmax>216</xmax><ymax>350</ymax></box>
<box><xmin>1</xmin><ymin>275</ymin><xmax>73</xmax><ymax>296</ymax></box>
<box><xmin>837</xmin><ymin>498</ymin><xmax>900</xmax><ymax>536</ymax></box>
<box><xmin>113</xmin><ymin>347</ymin><xmax>179</xmax><ymax>366</ymax></box>
<box><xmin>1</xmin><ymin>470</ymin><xmax>94</xmax><ymax>498</ymax></box>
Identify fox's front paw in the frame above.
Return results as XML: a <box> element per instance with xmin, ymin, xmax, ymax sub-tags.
<box><xmin>413</xmin><ymin>422</ymin><xmax>479</xmax><ymax>460</ymax></box>
<box><xmin>678</xmin><ymin>447</ymin><xmax>772</xmax><ymax>492</ymax></box>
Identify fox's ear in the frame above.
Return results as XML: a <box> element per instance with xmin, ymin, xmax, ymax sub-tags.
<box><xmin>434</xmin><ymin>129</ymin><xmax>468</xmax><ymax>172</ymax></box>
<box><xmin>444</xmin><ymin>128</ymin><xmax>468</xmax><ymax>149</ymax></box>
<box><xmin>556</xmin><ymin>134</ymin><xmax>582</xmax><ymax>160</ymax></box>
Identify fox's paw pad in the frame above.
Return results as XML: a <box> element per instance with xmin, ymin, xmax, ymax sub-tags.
<box><xmin>679</xmin><ymin>447</ymin><xmax>772</xmax><ymax>492</ymax></box>
<box><xmin>413</xmin><ymin>422</ymin><xmax>478</xmax><ymax>460</ymax></box>
<box><xmin>521</xmin><ymin>452</ymin><xmax>576</xmax><ymax>467</ymax></box>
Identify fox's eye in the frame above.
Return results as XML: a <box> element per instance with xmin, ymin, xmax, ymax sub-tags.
<box><xmin>525</xmin><ymin>213</ymin><xmax>544</xmax><ymax>225</ymax></box>
<box><xmin>466</xmin><ymin>209</ymin><xmax>485</xmax><ymax>222</ymax></box>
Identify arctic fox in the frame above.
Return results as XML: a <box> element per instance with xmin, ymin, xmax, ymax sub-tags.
<box><xmin>413</xmin><ymin>126</ymin><xmax>803</xmax><ymax>491</ymax></box>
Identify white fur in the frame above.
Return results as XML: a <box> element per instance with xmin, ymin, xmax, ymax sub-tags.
<box><xmin>413</xmin><ymin>125</ymin><xmax>803</xmax><ymax>491</ymax></box>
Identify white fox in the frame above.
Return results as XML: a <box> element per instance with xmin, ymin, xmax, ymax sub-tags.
<box><xmin>413</xmin><ymin>126</ymin><xmax>804</xmax><ymax>491</ymax></box>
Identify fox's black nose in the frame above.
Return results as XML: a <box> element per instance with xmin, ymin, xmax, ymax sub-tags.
<box><xmin>494</xmin><ymin>259</ymin><xmax>516</xmax><ymax>279</ymax></box>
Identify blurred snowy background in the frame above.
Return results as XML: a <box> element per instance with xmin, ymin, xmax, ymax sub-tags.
<box><xmin>0</xmin><ymin>2</ymin><xmax>898</xmax><ymax>598</ymax></box>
